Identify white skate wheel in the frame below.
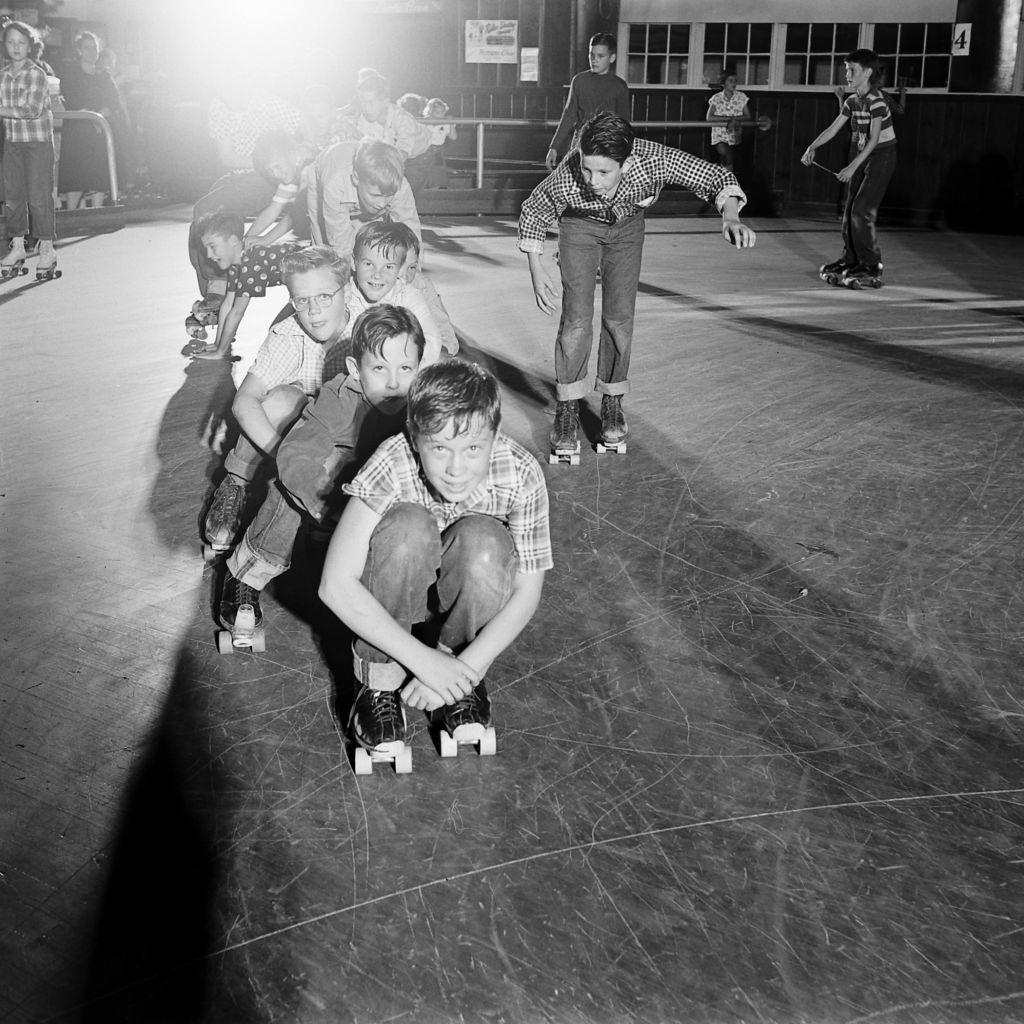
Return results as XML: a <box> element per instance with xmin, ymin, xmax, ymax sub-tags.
<box><xmin>202</xmin><ymin>544</ymin><xmax>219</xmax><ymax>563</ymax></box>
<box><xmin>353</xmin><ymin>747</ymin><xmax>373</xmax><ymax>775</ymax></box>
<box><xmin>250</xmin><ymin>629</ymin><xmax>266</xmax><ymax>653</ymax></box>
<box><xmin>394</xmin><ymin>746</ymin><xmax>413</xmax><ymax>774</ymax></box>
<box><xmin>216</xmin><ymin>630</ymin><xmax>234</xmax><ymax>654</ymax></box>
<box><xmin>478</xmin><ymin>728</ymin><xmax>497</xmax><ymax>756</ymax></box>
<box><xmin>439</xmin><ymin>730</ymin><xmax>458</xmax><ymax>758</ymax></box>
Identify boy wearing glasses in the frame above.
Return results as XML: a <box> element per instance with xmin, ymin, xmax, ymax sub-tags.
<box><xmin>202</xmin><ymin>246</ymin><xmax>353</xmax><ymax>561</ymax></box>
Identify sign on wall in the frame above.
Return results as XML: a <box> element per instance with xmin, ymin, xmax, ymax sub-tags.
<box><xmin>952</xmin><ymin>22</ymin><xmax>971</xmax><ymax>56</ymax></box>
<box><xmin>465</xmin><ymin>19</ymin><xmax>518</xmax><ymax>64</ymax></box>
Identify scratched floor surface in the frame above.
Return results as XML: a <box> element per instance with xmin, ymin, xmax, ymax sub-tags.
<box><xmin>2</xmin><ymin>212</ymin><xmax>1024</xmax><ymax>1024</ymax></box>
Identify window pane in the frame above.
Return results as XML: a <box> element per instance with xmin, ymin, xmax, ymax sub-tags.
<box><xmin>874</xmin><ymin>24</ymin><xmax>898</xmax><ymax>53</ymax></box>
<box><xmin>786</xmin><ymin>23</ymin><xmax>808</xmax><ymax>52</ymax></box>
<box><xmin>628</xmin><ymin>24</ymin><xmax>647</xmax><ymax>52</ymax></box>
<box><xmin>646</xmin><ymin>54</ymin><xmax>666</xmax><ymax>83</ymax></box>
<box><xmin>896</xmin><ymin>55</ymin><xmax>922</xmax><ymax>86</ymax></box>
<box><xmin>901</xmin><ymin>23</ymin><xmax>925</xmax><ymax>51</ymax></box>
<box><xmin>836</xmin><ymin>23</ymin><xmax>859</xmax><ymax>50</ymax></box>
<box><xmin>810</xmin><ymin>24</ymin><xmax>832</xmax><ymax>51</ymax></box>
<box><xmin>667</xmin><ymin>55</ymin><xmax>688</xmax><ymax>83</ymax></box>
<box><xmin>627</xmin><ymin>56</ymin><xmax>645</xmax><ymax>83</ymax></box>
<box><xmin>703</xmin><ymin>59</ymin><xmax>721</xmax><ymax>84</ymax></box>
<box><xmin>925</xmin><ymin>23</ymin><xmax>952</xmax><ymax>53</ymax></box>
<box><xmin>669</xmin><ymin>24</ymin><xmax>690</xmax><ymax>54</ymax></box>
<box><xmin>749</xmin><ymin>55</ymin><xmax>770</xmax><ymax>84</ymax></box>
<box><xmin>726</xmin><ymin>23</ymin><xmax>749</xmax><ymax>51</ymax></box>
<box><xmin>808</xmin><ymin>55</ymin><xmax>834</xmax><ymax>85</ymax></box>
<box><xmin>749</xmin><ymin>23</ymin><xmax>772</xmax><ymax>52</ymax></box>
<box><xmin>923</xmin><ymin>54</ymin><xmax>949</xmax><ymax>87</ymax></box>
<box><xmin>783</xmin><ymin>56</ymin><xmax>807</xmax><ymax>84</ymax></box>
<box><xmin>705</xmin><ymin>23</ymin><xmax>725</xmax><ymax>51</ymax></box>
<box><xmin>730</xmin><ymin>56</ymin><xmax>749</xmax><ymax>82</ymax></box>
<box><xmin>648</xmin><ymin>23</ymin><xmax>668</xmax><ymax>53</ymax></box>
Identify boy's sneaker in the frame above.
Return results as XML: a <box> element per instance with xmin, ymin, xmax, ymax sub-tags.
<box><xmin>217</xmin><ymin>571</ymin><xmax>265</xmax><ymax>653</ymax></box>
<box><xmin>350</xmin><ymin>686</ymin><xmax>408</xmax><ymax>753</ymax></box>
<box><xmin>597</xmin><ymin>394</ymin><xmax>628</xmax><ymax>450</ymax></box>
<box><xmin>435</xmin><ymin>682</ymin><xmax>496</xmax><ymax>757</ymax></box>
<box><xmin>548</xmin><ymin>400</ymin><xmax>580</xmax><ymax>464</ymax></box>
<box><xmin>202</xmin><ymin>477</ymin><xmax>246</xmax><ymax>559</ymax></box>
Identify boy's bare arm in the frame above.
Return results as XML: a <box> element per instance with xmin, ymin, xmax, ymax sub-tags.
<box><xmin>231</xmin><ymin>371</ymin><xmax>279</xmax><ymax>455</ymax></box>
<box><xmin>210</xmin><ymin>291</ymin><xmax>250</xmax><ymax>353</ymax></box>
<box><xmin>801</xmin><ymin>113</ymin><xmax>848</xmax><ymax>163</ymax></box>
<box><xmin>527</xmin><ymin>251</ymin><xmax>560</xmax><ymax>315</ymax></box>
<box><xmin>245</xmin><ymin>200</ymin><xmax>286</xmax><ymax>244</ymax></box>
<box><xmin>319</xmin><ymin>499</ymin><xmax>478</xmax><ymax>703</ymax></box>
<box><xmin>838</xmin><ymin>116</ymin><xmax>882</xmax><ymax>181</ymax></box>
<box><xmin>458</xmin><ymin>570</ymin><xmax>545</xmax><ymax>680</ymax></box>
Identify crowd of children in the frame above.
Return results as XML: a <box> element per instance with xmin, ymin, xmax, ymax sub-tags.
<box><xmin>92</xmin><ymin>44</ymin><xmax>896</xmax><ymax>771</ymax></box>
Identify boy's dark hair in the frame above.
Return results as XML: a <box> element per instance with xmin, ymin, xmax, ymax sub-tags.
<box><xmin>354</xmin><ymin>220</ymin><xmax>409</xmax><ymax>264</ymax></box>
<box><xmin>388</xmin><ymin>220</ymin><xmax>420</xmax><ymax>258</ymax></box>
<box><xmin>196</xmin><ymin>209</ymin><xmax>244</xmax><ymax>243</ymax></box>
<box><xmin>845</xmin><ymin>48</ymin><xmax>880</xmax><ymax>83</ymax></box>
<box><xmin>589</xmin><ymin>32</ymin><xmax>617</xmax><ymax>54</ymax></box>
<box><xmin>396</xmin><ymin>92</ymin><xmax>428</xmax><ymax>117</ymax></box>
<box><xmin>280</xmin><ymin>245</ymin><xmax>351</xmax><ymax>291</ymax></box>
<box><xmin>407</xmin><ymin>360</ymin><xmax>501</xmax><ymax>440</ymax></box>
<box><xmin>252</xmin><ymin>129</ymin><xmax>297</xmax><ymax>177</ymax></box>
<box><xmin>350</xmin><ymin>303</ymin><xmax>425</xmax><ymax>365</ymax></box>
<box><xmin>579</xmin><ymin>111</ymin><xmax>634</xmax><ymax>165</ymax></box>
<box><xmin>353</xmin><ymin>139</ymin><xmax>404</xmax><ymax>195</ymax></box>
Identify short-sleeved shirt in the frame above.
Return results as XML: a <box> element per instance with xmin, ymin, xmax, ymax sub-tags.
<box><xmin>707</xmin><ymin>90</ymin><xmax>749</xmax><ymax>146</ymax></box>
<box><xmin>247</xmin><ymin>314</ymin><xmax>341</xmax><ymax>396</ymax></box>
<box><xmin>843</xmin><ymin>89</ymin><xmax>896</xmax><ymax>152</ymax></box>
<box><xmin>344</xmin><ymin>431</ymin><xmax>553</xmax><ymax>575</ymax></box>
<box><xmin>0</xmin><ymin>60</ymin><xmax>53</xmax><ymax>143</ymax></box>
<box><xmin>518</xmin><ymin>137</ymin><xmax>746</xmax><ymax>253</ymax></box>
<box><xmin>226</xmin><ymin>241</ymin><xmax>303</xmax><ymax>298</ymax></box>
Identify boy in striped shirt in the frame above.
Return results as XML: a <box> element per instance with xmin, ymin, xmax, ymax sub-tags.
<box><xmin>802</xmin><ymin>49</ymin><xmax>898</xmax><ymax>289</ymax></box>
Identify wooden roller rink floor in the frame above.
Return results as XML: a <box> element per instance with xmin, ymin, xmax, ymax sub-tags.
<box><xmin>2</xmin><ymin>207</ymin><xmax>1024</xmax><ymax>1024</ymax></box>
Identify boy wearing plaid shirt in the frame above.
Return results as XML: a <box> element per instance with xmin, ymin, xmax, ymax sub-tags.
<box><xmin>0</xmin><ymin>20</ymin><xmax>58</xmax><ymax>279</ymax></box>
<box><xmin>319</xmin><ymin>360</ymin><xmax>551</xmax><ymax>766</ymax></box>
<box><xmin>519</xmin><ymin>112</ymin><xmax>756</xmax><ymax>458</ymax></box>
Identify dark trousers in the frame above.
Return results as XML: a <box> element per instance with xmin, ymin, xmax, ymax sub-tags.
<box><xmin>3</xmin><ymin>140</ymin><xmax>55</xmax><ymax>240</ymax></box>
<box><xmin>841</xmin><ymin>146</ymin><xmax>897</xmax><ymax>268</ymax></box>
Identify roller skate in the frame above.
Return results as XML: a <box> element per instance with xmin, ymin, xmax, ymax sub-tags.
<box><xmin>35</xmin><ymin>241</ymin><xmax>61</xmax><ymax>282</ymax></box>
<box><xmin>595</xmin><ymin>394</ymin><xmax>628</xmax><ymax>455</ymax></box>
<box><xmin>839</xmin><ymin>262</ymin><xmax>884</xmax><ymax>290</ymax></box>
<box><xmin>819</xmin><ymin>257</ymin><xmax>854</xmax><ymax>286</ymax></box>
<box><xmin>350</xmin><ymin>682</ymin><xmax>412</xmax><ymax>775</ymax></box>
<box><xmin>216</xmin><ymin>571</ymin><xmax>265</xmax><ymax>654</ymax></box>
<box><xmin>548</xmin><ymin>399</ymin><xmax>580</xmax><ymax>466</ymax></box>
<box><xmin>186</xmin><ymin>296</ymin><xmax>220</xmax><ymax>354</ymax></box>
<box><xmin>434</xmin><ymin>681</ymin><xmax>496</xmax><ymax>758</ymax></box>
<box><xmin>202</xmin><ymin>476</ymin><xmax>247</xmax><ymax>561</ymax></box>
<box><xmin>0</xmin><ymin>238</ymin><xmax>29</xmax><ymax>281</ymax></box>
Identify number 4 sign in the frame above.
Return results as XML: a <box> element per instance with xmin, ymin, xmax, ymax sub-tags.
<box><xmin>953</xmin><ymin>23</ymin><xmax>971</xmax><ymax>56</ymax></box>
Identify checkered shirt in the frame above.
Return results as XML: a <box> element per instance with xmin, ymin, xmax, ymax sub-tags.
<box><xmin>0</xmin><ymin>60</ymin><xmax>53</xmax><ymax>143</ymax></box>
<box><xmin>518</xmin><ymin>136</ymin><xmax>746</xmax><ymax>253</ymax></box>
<box><xmin>344</xmin><ymin>431</ymin><xmax>553</xmax><ymax>574</ymax></box>
<box><xmin>246</xmin><ymin>314</ymin><xmax>336</xmax><ymax>396</ymax></box>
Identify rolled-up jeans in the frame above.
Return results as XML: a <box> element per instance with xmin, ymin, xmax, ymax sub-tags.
<box><xmin>353</xmin><ymin>503</ymin><xmax>516</xmax><ymax>691</ymax></box>
<box><xmin>554</xmin><ymin>210</ymin><xmax>645</xmax><ymax>402</ymax></box>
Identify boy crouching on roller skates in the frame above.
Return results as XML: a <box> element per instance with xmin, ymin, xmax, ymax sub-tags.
<box><xmin>519</xmin><ymin>111</ymin><xmax>755</xmax><ymax>464</ymax></box>
<box><xmin>318</xmin><ymin>360</ymin><xmax>552</xmax><ymax>774</ymax></box>
<box><xmin>202</xmin><ymin>246</ymin><xmax>351</xmax><ymax>561</ymax></box>
<box><xmin>801</xmin><ymin>48</ymin><xmax>897</xmax><ymax>290</ymax></box>
<box><xmin>215</xmin><ymin>304</ymin><xmax>426</xmax><ymax>653</ymax></box>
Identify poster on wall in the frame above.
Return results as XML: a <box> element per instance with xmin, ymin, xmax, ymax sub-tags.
<box><xmin>520</xmin><ymin>46</ymin><xmax>538</xmax><ymax>81</ymax></box>
<box><xmin>465</xmin><ymin>20</ymin><xmax>518</xmax><ymax>64</ymax></box>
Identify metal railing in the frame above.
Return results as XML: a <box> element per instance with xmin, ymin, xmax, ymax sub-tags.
<box><xmin>54</xmin><ymin>109</ymin><xmax>119</xmax><ymax>204</ymax></box>
<box><xmin>423</xmin><ymin>116</ymin><xmax>771</xmax><ymax>189</ymax></box>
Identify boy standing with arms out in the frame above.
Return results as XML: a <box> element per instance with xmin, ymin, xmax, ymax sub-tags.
<box><xmin>202</xmin><ymin>246</ymin><xmax>350</xmax><ymax>558</ymax></box>
<box><xmin>545</xmin><ymin>33</ymin><xmax>630</xmax><ymax>172</ymax></box>
<box><xmin>319</xmin><ymin>361</ymin><xmax>551</xmax><ymax>770</ymax></box>
<box><xmin>520</xmin><ymin>111</ymin><xmax>756</xmax><ymax>460</ymax></box>
<box><xmin>216</xmin><ymin>304</ymin><xmax>425</xmax><ymax>652</ymax></box>
<box><xmin>802</xmin><ymin>49</ymin><xmax>897</xmax><ymax>289</ymax></box>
